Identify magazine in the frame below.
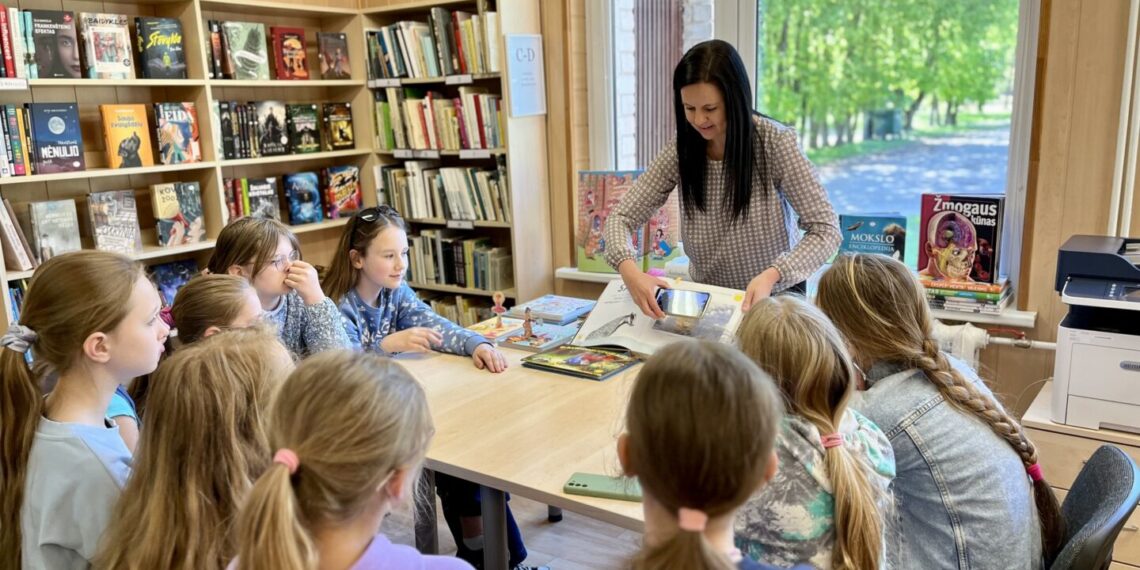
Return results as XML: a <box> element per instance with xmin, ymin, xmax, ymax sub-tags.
<box><xmin>521</xmin><ymin>345</ymin><xmax>639</xmax><ymax>381</ymax></box>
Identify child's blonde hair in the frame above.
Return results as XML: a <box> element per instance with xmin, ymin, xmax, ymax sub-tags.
<box><xmin>321</xmin><ymin>206</ymin><xmax>406</xmax><ymax>303</ymax></box>
<box><xmin>816</xmin><ymin>253</ymin><xmax>1064</xmax><ymax>560</ymax></box>
<box><xmin>626</xmin><ymin>340</ymin><xmax>783</xmax><ymax>570</ymax></box>
<box><xmin>736</xmin><ymin>296</ymin><xmax>884</xmax><ymax>570</ymax></box>
<box><xmin>173</xmin><ymin>274</ymin><xmax>256</xmax><ymax>344</ymax></box>
<box><xmin>234</xmin><ymin>350</ymin><xmax>433</xmax><ymax>570</ymax></box>
<box><xmin>0</xmin><ymin>251</ymin><xmax>144</xmax><ymax>567</ymax></box>
<box><xmin>206</xmin><ymin>217</ymin><xmax>301</xmax><ymax>278</ymax></box>
<box><xmin>95</xmin><ymin>325</ymin><xmax>292</xmax><ymax>570</ymax></box>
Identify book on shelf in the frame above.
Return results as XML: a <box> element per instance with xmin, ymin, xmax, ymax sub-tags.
<box><xmin>576</xmin><ymin>171</ymin><xmax>644</xmax><ymax>274</ymax></box>
<box><xmin>18</xmin><ymin>200</ymin><xmax>81</xmax><ymax>263</ymax></box>
<box><xmin>9</xmin><ymin>281</ymin><xmax>28</xmax><ymax>326</ymax></box>
<box><xmin>373</xmin><ymin>86</ymin><xmax>503</xmax><ymax>151</ymax></box>
<box><xmin>88</xmin><ymin>190</ymin><xmax>142</xmax><ymax>254</ymax></box>
<box><xmin>135</xmin><ymin>17</ymin><xmax>186</xmax><ymax>79</ymax></box>
<box><xmin>918</xmin><ymin>193</ymin><xmax>1006</xmax><ymax>285</ymax></box>
<box><xmin>77</xmin><ymin>12</ymin><xmax>132</xmax><ymax>79</ymax></box>
<box><xmin>838</xmin><ymin>213</ymin><xmax>907</xmax><ymax>261</ymax></box>
<box><xmin>505</xmin><ymin>294</ymin><xmax>594</xmax><ymax>326</ymax></box>
<box><xmin>0</xmin><ymin>196</ymin><xmax>33</xmax><ymax>271</ymax></box>
<box><xmin>286</xmin><ymin>104</ymin><xmax>321</xmax><ymax>154</ymax></box>
<box><xmin>245</xmin><ymin>177</ymin><xmax>281</xmax><ymax>220</ymax></box>
<box><xmin>283</xmin><ymin>172</ymin><xmax>323</xmax><ymax>225</ymax></box>
<box><xmin>0</xmin><ymin>9</ymin><xmax>18</xmax><ymax>79</ymax></box>
<box><xmin>270</xmin><ymin>27</ymin><xmax>308</xmax><ymax>80</ymax></box>
<box><xmin>149</xmin><ymin>258</ymin><xmax>198</xmax><ymax>307</ymax></box>
<box><xmin>316</xmin><ymin>32</ymin><xmax>350</xmax><ymax>79</ymax></box>
<box><xmin>255</xmin><ymin>101</ymin><xmax>289</xmax><ymax>157</ymax></box>
<box><xmin>208</xmin><ymin>21</ymin><xmax>223</xmax><ymax>80</ymax></box>
<box><xmin>26</xmin><ymin>10</ymin><xmax>79</xmax><ymax>78</ymax></box>
<box><xmin>520</xmin><ymin>345</ymin><xmax>638</xmax><ymax>381</ymax></box>
<box><xmin>100</xmin><ymin>104</ymin><xmax>154</xmax><ymax>169</ymax></box>
<box><xmin>321</xmin><ymin>103</ymin><xmax>354</xmax><ymax>151</ymax></box>
<box><xmin>919</xmin><ymin>274</ymin><xmax>1008</xmax><ymax>294</ymax></box>
<box><xmin>420</xmin><ymin>292</ymin><xmax>492</xmax><ymax>327</ymax></box>
<box><xmin>154</xmin><ymin>102</ymin><xmax>201</xmax><ymax>165</ymax></box>
<box><xmin>218</xmin><ymin>102</ymin><xmax>237</xmax><ymax>159</ymax></box>
<box><xmin>465</xmin><ymin>315</ymin><xmax>524</xmax><ymax>345</ymax></box>
<box><xmin>0</xmin><ymin>105</ymin><xmax>29</xmax><ymax>176</ymax></box>
<box><xmin>381</xmin><ymin>162</ymin><xmax>509</xmax><ymax>223</ymax></box>
<box><xmin>500</xmin><ymin>321</ymin><xmax>580</xmax><ymax>353</ymax></box>
<box><xmin>364</xmin><ymin>7</ymin><xmax>500</xmax><ymax>81</ymax></box>
<box><xmin>322</xmin><ymin>165</ymin><xmax>362</xmax><ymax>219</ymax></box>
<box><xmin>407</xmin><ymin>231</ymin><xmax>510</xmax><ymax>292</ymax></box>
<box><xmin>151</xmin><ymin>181</ymin><xmax>204</xmax><ymax>247</ymax></box>
<box><xmin>28</xmin><ymin>103</ymin><xmax>85</xmax><ymax>174</ymax></box>
<box><xmin>220</xmin><ymin>21</ymin><xmax>269</xmax><ymax>80</ymax></box>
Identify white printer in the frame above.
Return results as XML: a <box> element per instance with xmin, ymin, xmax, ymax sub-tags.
<box><xmin>1052</xmin><ymin>235</ymin><xmax>1140</xmax><ymax>433</ymax></box>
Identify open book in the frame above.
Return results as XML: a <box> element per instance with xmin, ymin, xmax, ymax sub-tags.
<box><xmin>570</xmin><ymin>280</ymin><xmax>747</xmax><ymax>357</ymax></box>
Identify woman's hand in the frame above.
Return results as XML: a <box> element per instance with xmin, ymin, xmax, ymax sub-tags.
<box><xmin>742</xmin><ymin>267</ymin><xmax>782</xmax><ymax>311</ymax></box>
<box><xmin>381</xmin><ymin>327</ymin><xmax>443</xmax><ymax>354</ymax></box>
<box><xmin>618</xmin><ymin>260</ymin><xmax>669</xmax><ymax>319</ymax></box>
<box><xmin>285</xmin><ymin>260</ymin><xmax>325</xmax><ymax>305</ymax></box>
<box><xmin>472</xmin><ymin>343</ymin><xmax>508</xmax><ymax>373</ymax></box>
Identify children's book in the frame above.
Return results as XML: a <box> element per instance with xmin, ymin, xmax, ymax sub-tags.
<box><xmin>918</xmin><ymin>193</ymin><xmax>1006</xmax><ymax>284</ymax></box>
<box><xmin>87</xmin><ymin>190</ymin><xmax>142</xmax><ymax>254</ymax></box>
<box><xmin>270</xmin><ymin>26</ymin><xmax>308</xmax><ymax>79</ymax></box>
<box><xmin>151</xmin><ymin>181</ymin><xmax>204</xmax><ymax>246</ymax></box>
<box><xmin>28</xmin><ymin>10</ymin><xmax>80</xmax><ymax>78</ymax></box>
<box><xmin>135</xmin><ymin>17</ymin><xmax>186</xmax><ymax>79</ymax></box>
<box><xmin>283</xmin><ymin>172</ymin><xmax>322</xmax><ymax>225</ymax></box>
<box><xmin>255</xmin><ymin>101</ymin><xmax>288</xmax><ymax>157</ymax></box>
<box><xmin>466</xmin><ymin>316</ymin><xmax>524</xmax><ymax>345</ymax></box>
<box><xmin>0</xmin><ymin>200</ymin><xmax>34</xmax><ymax>271</ymax></box>
<box><xmin>644</xmin><ymin>190</ymin><xmax>680</xmax><ymax>272</ymax></box>
<box><xmin>322</xmin><ymin>165</ymin><xmax>362</xmax><ymax>218</ymax></box>
<box><xmin>149</xmin><ymin>258</ymin><xmax>198</xmax><ymax>306</ymax></box>
<box><xmin>27</xmin><ymin>103</ymin><xmax>85</xmax><ymax>173</ymax></box>
<box><xmin>100</xmin><ymin>104</ymin><xmax>154</xmax><ymax>168</ymax></box>
<box><xmin>25</xmin><ymin>200</ymin><xmax>81</xmax><ymax>262</ymax></box>
<box><xmin>153</xmin><ymin>102</ymin><xmax>201</xmax><ymax>164</ymax></box>
<box><xmin>316</xmin><ymin>32</ymin><xmax>350</xmax><ymax>79</ymax></box>
<box><xmin>78</xmin><ymin>12</ymin><xmax>132</xmax><ymax>79</ymax></box>
<box><xmin>505</xmin><ymin>294</ymin><xmax>595</xmax><ymax>326</ymax></box>
<box><xmin>500</xmin><ymin>322</ymin><xmax>580</xmax><ymax>352</ymax></box>
<box><xmin>245</xmin><ymin>177</ymin><xmax>280</xmax><ymax>220</ymax></box>
<box><xmin>286</xmin><ymin>103</ymin><xmax>320</xmax><ymax>154</ymax></box>
<box><xmin>838</xmin><ymin>213</ymin><xmax>907</xmax><ymax>261</ymax></box>
<box><xmin>575</xmin><ymin>170</ymin><xmax>644</xmax><ymax>273</ymax></box>
<box><xmin>221</xmin><ymin>21</ymin><xmax>269</xmax><ymax>80</ymax></box>
<box><xmin>321</xmin><ymin>102</ymin><xmax>354</xmax><ymax>150</ymax></box>
<box><xmin>521</xmin><ymin>345</ymin><xmax>639</xmax><ymax>381</ymax></box>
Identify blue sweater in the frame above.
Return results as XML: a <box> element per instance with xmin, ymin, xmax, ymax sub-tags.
<box><xmin>338</xmin><ymin>284</ymin><xmax>488</xmax><ymax>356</ymax></box>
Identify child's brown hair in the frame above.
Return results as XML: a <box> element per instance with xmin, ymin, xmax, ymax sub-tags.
<box><xmin>233</xmin><ymin>350</ymin><xmax>432</xmax><ymax>570</ymax></box>
<box><xmin>625</xmin><ymin>340</ymin><xmax>783</xmax><ymax>570</ymax></box>
<box><xmin>172</xmin><ymin>274</ymin><xmax>257</xmax><ymax>344</ymax></box>
<box><xmin>0</xmin><ymin>251</ymin><xmax>144</xmax><ymax>567</ymax></box>
<box><xmin>321</xmin><ymin>206</ymin><xmax>406</xmax><ymax>303</ymax></box>
<box><xmin>736</xmin><ymin>295</ymin><xmax>885</xmax><ymax>570</ymax></box>
<box><xmin>816</xmin><ymin>253</ymin><xmax>1064</xmax><ymax>560</ymax></box>
<box><xmin>95</xmin><ymin>325</ymin><xmax>293</xmax><ymax>570</ymax></box>
<box><xmin>206</xmin><ymin>217</ymin><xmax>301</xmax><ymax>278</ymax></box>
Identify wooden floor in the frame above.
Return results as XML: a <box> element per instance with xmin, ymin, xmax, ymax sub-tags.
<box><xmin>382</xmin><ymin>494</ymin><xmax>642</xmax><ymax>569</ymax></box>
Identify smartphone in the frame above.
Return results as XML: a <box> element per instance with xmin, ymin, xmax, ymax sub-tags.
<box><xmin>564</xmin><ymin>472</ymin><xmax>643</xmax><ymax>503</ymax></box>
<box><xmin>655</xmin><ymin>289</ymin><xmax>711</xmax><ymax>319</ymax></box>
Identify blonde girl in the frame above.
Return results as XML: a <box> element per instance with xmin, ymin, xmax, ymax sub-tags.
<box><xmin>94</xmin><ymin>325</ymin><xmax>294</xmax><ymax>570</ymax></box>
<box><xmin>620</xmin><ymin>340</ymin><xmax>808</xmax><ymax>570</ymax></box>
<box><xmin>735</xmin><ymin>296</ymin><xmax>895</xmax><ymax>569</ymax></box>
<box><xmin>230</xmin><ymin>350</ymin><xmax>473</xmax><ymax>570</ymax></box>
<box><xmin>816</xmin><ymin>253</ymin><xmax>1063</xmax><ymax>569</ymax></box>
<box><xmin>0</xmin><ymin>251</ymin><xmax>169</xmax><ymax>570</ymax></box>
<box><xmin>206</xmin><ymin>217</ymin><xmax>349</xmax><ymax>356</ymax></box>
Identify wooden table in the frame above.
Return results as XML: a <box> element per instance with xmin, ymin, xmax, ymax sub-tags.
<box><xmin>395</xmin><ymin>348</ymin><xmax>645</xmax><ymax>568</ymax></box>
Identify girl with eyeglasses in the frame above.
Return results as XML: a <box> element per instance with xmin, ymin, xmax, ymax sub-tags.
<box><xmin>206</xmin><ymin>217</ymin><xmax>350</xmax><ymax>357</ymax></box>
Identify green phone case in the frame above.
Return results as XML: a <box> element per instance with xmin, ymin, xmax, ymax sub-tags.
<box><xmin>563</xmin><ymin>472</ymin><xmax>643</xmax><ymax>503</ymax></box>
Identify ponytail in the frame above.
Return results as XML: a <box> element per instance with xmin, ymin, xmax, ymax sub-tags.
<box><xmin>633</xmin><ymin>528</ymin><xmax>736</xmax><ymax>570</ymax></box>
<box><xmin>0</xmin><ymin>346</ymin><xmax>39</xmax><ymax>569</ymax></box>
<box><xmin>234</xmin><ymin>463</ymin><xmax>316</xmax><ymax>570</ymax></box>
<box><xmin>824</xmin><ymin>441</ymin><xmax>883</xmax><ymax>569</ymax></box>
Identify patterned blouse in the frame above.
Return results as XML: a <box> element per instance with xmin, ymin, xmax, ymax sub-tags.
<box><xmin>603</xmin><ymin>115</ymin><xmax>840</xmax><ymax>291</ymax></box>
<box><xmin>338</xmin><ymin>284</ymin><xmax>488</xmax><ymax>356</ymax></box>
<box><xmin>735</xmin><ymin>409</ymin><xmax>896</xmax><ymax>569</ymax></box>
<box><xmin>263</xmin><ymin>290</ymin><xmax>351</xmax><ymax>357</ymax></box>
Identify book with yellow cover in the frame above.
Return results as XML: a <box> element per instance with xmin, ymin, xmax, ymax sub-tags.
<box><xmin>100</xmin><ymin>104</ymin><xmax>154</xmax><ymax>168</ymax></box>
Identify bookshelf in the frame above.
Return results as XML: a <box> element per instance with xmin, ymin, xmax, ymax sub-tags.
<box><xmin>0</xmin><ymin>0</ymin><xmax>551</xmax><ymax>331</ymax></box>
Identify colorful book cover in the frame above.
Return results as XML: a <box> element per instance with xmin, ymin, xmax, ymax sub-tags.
<box><xmin>149</xmin><ymin>258</ymin><xmax>198</xmax><ymax>306</ymax></box>
<box><xmin>520</xmin><ymin>345</ymin><xmax>639</xmax><ymax>381</ymax></box>
<box><xmin>918</xmin><ymin>194</ymin><xmax>1005</xmax><ymax>285</ymax></box>
<box><xmin>27</xmin><ymin>200</ymin><xmax>81</xmax><ymax>262</ymax></box>
<box><xmin>500</xmin><ymin>322</ymin><xmax>580</xmax><ymax>352</ymax></box>
<box><xmin>100</xmin><ymin>104</ymin><xmax>154</xmax><ymax>168</ymax></box>
<box><xmin>245</xmin><ymin>177</ymin><xmax>280</xmax><ymax>220</ymax></box>
<box><xmin>28</xmin><ymin>10</ymin><xmax>80</xmax><ymax>78</ymax></box>
<box><xmin>221</xmin><ymin>21</ymin><xmax>269</xmax><ymax>80</ymax></box>
<box><xmin>316</xmin><ymin>32</ymin><xmax>350</xmax><ymax>79</ymax></box>
<box><xmin>505</xmin><ymin>294</ymin><xmax>596</xmax><ymax>325</ymax></box>
<box><xmin>152</xmin><ymin>181</ymin><xmax>204</xmax><ymax>246</ymax></box>
<box><xmin>575</xmin><ymin>170</ymin><xmax>643</xmax><ymax>273</ymax></box>
<box><xmin>256</xmin><ymin>101</ymin><xmax>288</xmax><ymax>157</ymax></box>
<box><xmin>644</xmin><ymin>188</ymin><xmax>679</xmax><ymax>272</ymax></box>
<box><xmin>28</xmin><ymin>102</ymin><xmax>85</xmax><ymax>173</ymax></box>
<box><xmin>838</xmin><ymin>213</ymin><xmax>907</xmax><ymax>260</ymax></box>
<box><xmin>321</xmin><ymin>102</ymin><xmax>354</xmax><ymax>150</ymax></box>
<box><xmin>322</xmin><ymin>165</ymin><xmax>362</xmax><ymax>219</ymax></box>
<box><xmin>78</xmin><ymin>12</ymin><xmax>132</xmax><ymax>79</ymax></box>
<box><xmin>286</xmin><ymin>103</ymin><xmax>320</xmax><ymax>154</ymax></box>
<box><xmin>135</xmin><ymin>17</ymin><xmax>186</xmax><ymax>79</ymax></box>
<box><xmin>283</xmin><ymin>172</ymin><xmax>323</xmax><ymax>225</ymax></box>
<box><xmin>87</xmin><ymin>190</ymin><xmax>142</xmax><ymax>254</ymax></box>
<box><xmin>154</xmin><ymin>102</ymin><xmax>201</xmax><ymax>165</ymax></box>
<box><xmin>270</xmin><ymin>26</ymin><xmax>308</xmax><ymax>79</ymax></box>
<box><xmin>466</xmin><ymin>316</ymin><xmax>524</xmax><ymax>345</ymax></box>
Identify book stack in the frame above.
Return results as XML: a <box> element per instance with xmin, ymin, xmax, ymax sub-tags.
<box><xmin>215</xmin><ymin>101</ymin><xmax>353</xmax><ymax>160</ymax></box>
<box><xmin>0</xmin><ymin>103</ymin><xmax>84</xmax><ymax>177</ymax></box>
<box><xmin>917</xmin><ymin>193</ymin><xmax>1009</xmax><ymax>316</ymax></box>
<box><xmin>505</xmin><ymin>295</ymin><xmax>595</xmax><ymax>326</ymax></box>
<box><xmin>373</xmin><ymin>86</ymin><xmax>503</xmax><ymax>151</ymax></box>
<box><xmin>406</xmin><ymin>231</ymin><xmax>511</xmax><ymax>292</ymax></box>
<box><xmin>223</xmin><ymin>165</ymin><xmax>361</xmax><ymax>224</ymax></box>
<box><xmin>364</xmin><ymin>6</ymin><xmax>500</xmax><ymax>81</ymax></box>
<box><xmin>922</xmin><ymin>277</ymin><xmax>1013</xmax><ymax>316</ymax></box>
<box><xmin>377</xmin><ymin>157</ymin><xmax>510</xmax><ymax>222</ymax></box>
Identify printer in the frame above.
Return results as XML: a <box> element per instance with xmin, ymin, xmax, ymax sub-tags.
<box><xmin>1052</xmin><ymin>235</ymin><xmax>1140</xmax><ymax>433</ymax></box>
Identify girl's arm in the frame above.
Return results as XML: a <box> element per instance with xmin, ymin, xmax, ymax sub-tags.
<box><xmin>391</xmin><ymin>284</ymin><xmax>488</xmax><ymax>356</ymax></box>
<box><xmin>767</xmin><ymin>126</ymin><xmax>842</xmax><ymax>287</ymax></box>
<box><xmin>602</xmin><ymin>143</ymin><xmax>678</xmax><ymax>271</ymax></box>
<box><xmin>336</xmin><ymin>299</ymin><xmax>365</xmax><ymax>350</ymax></box>
<box><xmin>296</xmin><ymin>295</ymin><xmax>353</xmax><ymax>353</ymax></box>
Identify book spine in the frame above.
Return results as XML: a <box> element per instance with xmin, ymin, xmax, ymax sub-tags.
<box><xmin>925</xmin><ymin>288</ymin><xmax>1004</xmax><ymax>301</ymax></box>
<box><xmin>16</xmin><ymin>105</ymin><xmax>30</xmax><ymax>174</ymax></box>
<box><xmin>247</xmin><ymin>103</ymin><xmax>258</xmax><ymax>158</ymax></box>
<box><xmin>0</xmin><ymin>8</ymin><xmax>12</xmax><ymax>78</ymax></box>
<box><xmin>8</xmin><ymin>7</ymin><xmax>21</xmax><ymax>78</ymax></box>
<box><xmin>0</xmin><ymin>109</ymin><xmax>10</xmax><ymax>177</ymax></box>
<box><xmin>5</xmin><ymin>104</ymin><xmax>23</xmax><ymax>175</ymax></box>
<box><xmin>22</xmin><ymin>11</ymin><xmax>34</xmax><ymax>79</ymax></box>
<box><xmin>921</xmin><ymin>280</ymin><xmax>1005</xmax><ymax>294</ymax></box>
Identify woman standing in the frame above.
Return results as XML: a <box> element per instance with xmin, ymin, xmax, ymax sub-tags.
<box><xmin>605</xmin><ymin>40</ymin><xmax>839</xmax><ymax>315</ymax></box>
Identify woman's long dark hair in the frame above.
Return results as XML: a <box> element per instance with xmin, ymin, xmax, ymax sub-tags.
<box><xmin>673</xmin><ymin>40</ymin><xmax>770</xmax><ymax>222</ymax></box>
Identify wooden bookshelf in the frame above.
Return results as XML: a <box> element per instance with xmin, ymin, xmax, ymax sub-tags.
<box><xmin>0</xmin><ymin>162</ymin><xmax>219</xmax><ymax>185</ymax></box>
<box><xmin>207</xmin><ymin>79</ymin><xmax>366</xmax><ymax>87</ymax></box>
<box><xmin>219</xmin><ymin>149</ymin><xmax>373</xmax><ymax>167</ymax></box>
<box><xmin>408</xmin><ymin>281</ymin><xmax>515</xmax><ymax>298</ymax></box>
<box><xmin>28</xmin><ymin>78</ymin><xmax>209</xmax><ymax>87</ymax></box>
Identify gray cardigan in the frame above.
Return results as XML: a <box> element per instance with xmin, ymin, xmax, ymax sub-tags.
<box><xmin>264</xmin><ymin>290</ymin><xmax>351</xmax><ymax>357</ymax></box>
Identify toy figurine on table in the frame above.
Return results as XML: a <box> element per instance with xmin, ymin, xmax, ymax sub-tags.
<box><xmin>523</xmin><ymin>307</ymin><xmax>535</xmax><ymax>339</ymax></box>
<box><xmin>492</xmin><ymin>291</ymin><xmax>507</xmax><ymax>328</ymax></box>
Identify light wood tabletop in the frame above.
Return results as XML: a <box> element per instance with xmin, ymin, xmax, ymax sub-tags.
<box><xmin>395</xmin><ymin>347</ymin><xmax>646</xmax><ymax>533</ymax></box>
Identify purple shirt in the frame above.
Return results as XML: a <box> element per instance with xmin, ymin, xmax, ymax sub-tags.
<box><xmin>229</xmin><ymin>534</ymin><xmax>474</xmax><ymax>570</ymax></box>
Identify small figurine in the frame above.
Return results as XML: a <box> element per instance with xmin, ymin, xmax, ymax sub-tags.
<box><xmin>523</xmin><ymin>307</ymin><xmax>535</xmax><ymax>339</ymax></box>
<box><xmin>492</xmin><ymin>291</ymin><xmax>507</xmax><ymax>328</ymax></box>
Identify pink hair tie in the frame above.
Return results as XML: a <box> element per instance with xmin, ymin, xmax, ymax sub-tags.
<box><xmin>677</xmin><ymin>507</ymin><xmax>708</xmax><ymax>532</ymax></box>
<box><xmin>1027</xmin><ymin>463</ymin><xmax>1044</xmax><ymax>483</ymax></box>
<box><xmin>273</xmin><ymin>448</ymin><xmax>300</xmax><ymax>475</ymax></box>
<box><xmin>820</xmin><ymin>433</ymin><xmax>845</xmax><ymax>449</ymax></box>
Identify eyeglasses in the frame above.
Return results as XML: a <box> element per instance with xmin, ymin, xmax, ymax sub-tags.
<box><xmin>271</xmin><ymin>250</ymin><xmax>301</xmax><ymax>271</ymax></box>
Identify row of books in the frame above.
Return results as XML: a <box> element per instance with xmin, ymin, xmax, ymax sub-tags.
<box><xmin>223</xmin><ymin>165</ymin><xmax>362</xmax><ymax>225</ymax></box>
<box><xmin>378</xmin><ymin>160</ymin><xmax>510</xmax><ymax>222</ymax></box>
<box><xmin>365</xmin><ymin>6</ymin><xmax>500</xmax><ymax>81</ymax></box>
<box><xmin>421</xmin><ymin>291</ymin><xmax>493</xmax><ymax>328</ymax></box>
<box><xmin>207</xmin><ymin>21</ymin><xmax>351</xmax><ymax>81</ymax></box>
<box><xmin>923</xmin><ymin>277</ymin><xmax>1013</xmax><ymax>316</ymax></box>
<box><xmin>215</xmin><ymin>101</ymin><xmax>353</xmax><ymax>160</ymax></box>
<box><xmin>373</xmin><ymin>86</ymin><xmax>503</xmax><ymax>151</ymax></box>
<box><xmin>0</xmin><ymin>10</ymin><xmax>185</xmax><ymax>79</ymax></box>
<box><xmin>406</xmin><ymin>231</ymin><xmax>511</xmax><ymax>292</ymax></box>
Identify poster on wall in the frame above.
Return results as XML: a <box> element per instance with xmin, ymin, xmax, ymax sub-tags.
<box><xmin>505</xmin><ymin>34</ymin><xmax>547</xmax><ymax>117</ymax></box>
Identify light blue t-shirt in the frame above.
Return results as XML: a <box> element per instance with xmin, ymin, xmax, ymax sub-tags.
<box><xmin>106</xmin><ymin>385</ymin><xmax>138</xmax><ymax>423</ymax></box>
<box><xmin>21</xmin><ymin>417</ymin><xmax>132</xmax><ymax>570</ymax></box>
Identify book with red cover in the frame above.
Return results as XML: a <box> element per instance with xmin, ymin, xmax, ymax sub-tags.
<box><xmin>270</xmin><ymin>26</ymin><xmax>308</xmax><ymax>80</ymax></box>
<box><xmin>0</xmin><ymin>9</ymin><xmax>13</xmax><ymax>78</ymax></box>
